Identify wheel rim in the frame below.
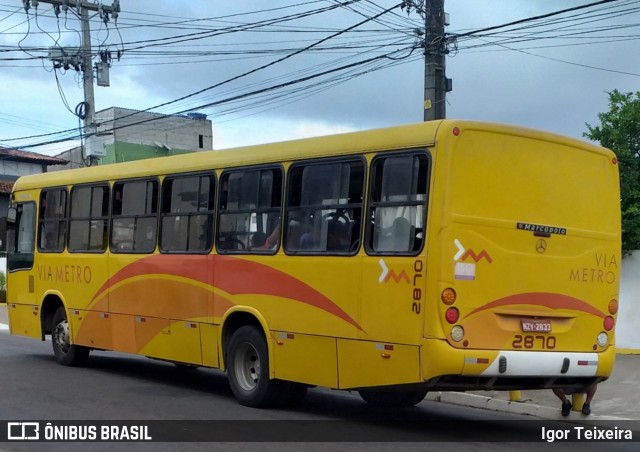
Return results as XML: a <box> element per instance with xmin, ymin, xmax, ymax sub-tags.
<box><xmin>233</xmin><ymin>342</ymin><xmax>261</xmax><ymax>392</ymax></box>
<box><xmin>53</xmin><ymin>320</ymin><xmax>70</xmax><ymax>354</ymax></box>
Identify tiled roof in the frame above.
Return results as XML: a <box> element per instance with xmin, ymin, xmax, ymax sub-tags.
<box><xmin>0</xmin><ymin>146</ymin><xmax>67</xmax><ymax>164</ymax></box>
<box><xmin>0</xmin><ymin>181</ymin><xmax>14</xmax><ymax>194</ymax></box>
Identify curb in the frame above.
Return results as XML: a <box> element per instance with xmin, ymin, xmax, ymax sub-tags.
<box><xmin>425</xmin><ymin>391</ymin><xmax>631</xmax><ymax>422</ymax></box>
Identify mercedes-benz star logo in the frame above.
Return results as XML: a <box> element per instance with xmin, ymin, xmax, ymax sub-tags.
<box><xmin>536</xmin><ymin>239</ymin><xmax>547</xmax><ymax>254</ymax></box>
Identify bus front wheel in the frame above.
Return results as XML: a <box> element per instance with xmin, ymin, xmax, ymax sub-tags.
<box><xmin>51</xmin><ymin>306</ymin><xmax>90</xmax><ymax>366</ymax></box>
<box><xmin>359</xmin><ymin>389</ymin><xmax>428</xmax><ymax>408</ymax></box>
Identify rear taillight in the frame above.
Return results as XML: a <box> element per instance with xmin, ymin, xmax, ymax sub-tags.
<box><xmin>445</xmin><ymin>307</ymin><xmax>459</xmax><ymax>324</ymax></box>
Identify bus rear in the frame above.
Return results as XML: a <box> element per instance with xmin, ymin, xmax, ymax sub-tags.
<box><xmin>423</xmin><ymin>121</ymin><xmax>620</xmax><ymax>390</ymax></box>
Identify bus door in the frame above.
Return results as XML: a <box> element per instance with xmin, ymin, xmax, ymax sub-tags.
<box><xmin>6</xmin><ymin>199</ymin><xmax>40</xmax><ymax>338</ymax></box>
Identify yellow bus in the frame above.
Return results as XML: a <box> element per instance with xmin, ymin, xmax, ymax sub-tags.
<box><xmin>6</xmin><ymin>120</ymin><xmax>621</xmax><ymax>407</ymax></box>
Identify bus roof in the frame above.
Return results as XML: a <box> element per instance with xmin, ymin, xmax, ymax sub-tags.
<box><xmin>12</xmin><ymin>120</ymin><xmax>611</xmax><ymax>191</ymax></box>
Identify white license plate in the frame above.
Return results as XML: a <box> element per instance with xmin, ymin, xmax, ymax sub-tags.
<box><xmin>521</xmin><ymin>320</ymin><xmax>552</xmax><ymax>332</ymax></box>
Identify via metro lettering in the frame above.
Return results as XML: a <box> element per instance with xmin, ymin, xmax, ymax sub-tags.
<box><xmin>569</xmin><ymin>253</ymin><xmax>617</xmax><ymax>284</ymax></box>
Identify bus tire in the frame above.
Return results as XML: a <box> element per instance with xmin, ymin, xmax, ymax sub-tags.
<box><xmin>359</xmin><ymin>389</ymin><xmax>428</xmax><ymax>408</ymax></box>
<box><xmin>226</xmin><ymin>325</ymin><xmax>281</xmax><ymax>407</ymax></box>
<box><xmin>51</xmin><ymin>306</ymin><xmax>90</xmax><ymax>367</ymax></box>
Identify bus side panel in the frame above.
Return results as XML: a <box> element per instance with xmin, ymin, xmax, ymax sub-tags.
<box><xmin>7</xmin><ymin>303</ymin><xmax>41</xmax><ymax>339</ymax></box>
<box><xmin>336</xmin><ymin>339</ymin><xmax>421</xmax><ymax>389</ymax></box>
<box><xmin>272</xmin><ymin>332</ymin><xmax>338</xmax><ymax>388</ymax></box>
<box><xmin>137</xmin><ymin>317</ymin><xmax>203</xmax><ymax>365</ymax></box>
<box><xmin>359</xmin><ymin>256</ymin><xmax>425</xmax><ymax>345</ymax></box>
<box><xmin>200</xmin><ymin>323</ymin><xmax>220</xmax><ymax>367</ymax></box>
<box><xmin>110</xmin><ymin>313</ymin><xmax>138</xmax><ymax>354</ymax></box>
<box><xmin>70</xmin><ymin>309</ymin><xmax>112</xmax><ymax>349</ymax></box>
<box><xmin>105</xmin><ymin>254</ymin><xmax>213</xmax><ymax>364</ymax></box>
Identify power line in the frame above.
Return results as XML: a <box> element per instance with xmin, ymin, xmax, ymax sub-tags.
<box><xmin>3</xmin><ymin>0</ymin><xmax>639</xmax><ymax>151</ymax></box>
<box><xmin>2</xmin><ymin>1</ymin><xmax>403</xmax><ymax>145</ymax></box>
<box><xmin>450</xmin><ymin>0</ymin><xmax>625</xmax><ymax>41</ymax></box>
<box><xmin>486</xmin><ymin>39</ymin><xmax>640</xmax><ymax>77</ymax></box>
<box><xmin>11</xmin><ymin>44</ymin><xmax>415</xmax><ymax>150</ymax></box>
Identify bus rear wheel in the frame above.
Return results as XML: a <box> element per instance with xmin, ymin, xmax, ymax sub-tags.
<box><xmin>51</xmin><ymin>306</ymin><xmax>90</xmax><ymax>366</ymax></box>
<box><xmin>359</xmin><ymin>389</ymin><xmax>428</xmax><ymax>408</ymax></box>
<box><xmin>227</xmin><ymin>325</ymin><xmax>301</xmax><ymax>407</ymax></box>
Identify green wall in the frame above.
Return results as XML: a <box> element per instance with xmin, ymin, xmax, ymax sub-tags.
<box><xmin>100</xmin><ymin>142</ymin><xmax>194</xmax><ymax>165</ymax></box>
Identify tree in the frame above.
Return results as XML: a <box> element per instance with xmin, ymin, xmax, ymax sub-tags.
<box><xmin>585</xmin><ymin>90</ymin><xmax>640</xmax><ymax>254</ymax></box>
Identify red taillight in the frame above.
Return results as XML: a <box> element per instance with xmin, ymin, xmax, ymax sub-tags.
<box><xmin>445</xmin><ymin>307</ymin><xmax>459</xmax><ymax>324</ymax></box>
<box><xmin>452</xmin><ymin>127</ymin><xmax>460</xmax><ymax>136</ymax></box>
<box><xmin>603</xmin><ymin>316</ymin><xmax>615</xmax><ymax>331</ymax></box>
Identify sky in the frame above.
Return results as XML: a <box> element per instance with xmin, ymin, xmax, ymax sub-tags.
<box><xmin>0</xmin><ymin>0</ymin><xmax>639</xmax><ymax>155</ymax></box>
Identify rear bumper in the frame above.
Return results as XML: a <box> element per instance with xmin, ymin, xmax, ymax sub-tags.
<box><xmin>421</xmin><ymin>338</ymin><xmax>615</xmax><ymax>390</ymax></box>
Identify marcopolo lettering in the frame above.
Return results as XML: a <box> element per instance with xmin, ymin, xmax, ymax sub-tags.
<box><xmin>517</xmin><ymin>222</ymin><xmax>567</xmax><ymax>235</ymax></box>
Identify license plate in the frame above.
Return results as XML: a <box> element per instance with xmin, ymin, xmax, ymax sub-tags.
<box><xmin>521</xmin><ymin>319</ymin><xmax>551</xmax><ymax>332</ymax></box>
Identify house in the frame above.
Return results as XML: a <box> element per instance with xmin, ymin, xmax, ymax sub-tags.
<box><xmin>0</xmin><ymin>147</ymin><xmax>67</xmax><ymax>255</ymax></box>
<box><xmin>52</xmin><ymin>107</ymin><xmax>213</xmax><ymax>169</ymax></box>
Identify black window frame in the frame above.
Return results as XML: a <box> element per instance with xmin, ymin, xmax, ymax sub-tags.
<box><xmin>110</xmin><ymin>178</ymin><xmax>159</xmax><ymax>254</ymax></box>
<box><xmin>159</xmin><ymin>171</ymin><xmax>216</xmax><ymax>254</ymax></box>
<box><xmin>284</xmin><ymin>156</ymin><xmax>366</xmax><ymax>256</ymax></box>
<box><xmin>365</xmin><ymin>150</ymin><xmax>431</xmax><ymax>256</ymax></box>
<box><xmin>68</xmin><ymin>183</ymin><xmax>110</xmax><ymax>254</ymax></box>
<box><xmin>216</xmin><ymin>165</ymin><xmax>284</xmax><ymax>255</ymax></box>
<box><xmin>37</xmin><ymin>187</ymin><xmax>68</xmax><ymax>253</ymax></box>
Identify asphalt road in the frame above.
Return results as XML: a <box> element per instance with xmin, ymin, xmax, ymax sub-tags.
<box><xmin>0</xmin><ymin>332</ymin><xmax>637</xmax><ymax>452</ymax></box>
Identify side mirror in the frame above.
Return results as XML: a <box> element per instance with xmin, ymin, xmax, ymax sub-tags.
<box><xmin>7</xmin><ymin>207</ymin><xmax>17</xmax><ymax>224</ymax></box>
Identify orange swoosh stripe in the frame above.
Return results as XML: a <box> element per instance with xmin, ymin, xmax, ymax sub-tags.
<box><xmin>214</xmin><ymin>255</ymin><xmax>362</xmax><ymax>331</ymax></box>
<box><xmin>90</xmin><ymin>254</ymin><xmax>362</xmax><ymax>331</ymax></box>
<box><xmin>463</xmin><ymin>292</ymin><xmax>605</xmax><ymax>320</ymax></box>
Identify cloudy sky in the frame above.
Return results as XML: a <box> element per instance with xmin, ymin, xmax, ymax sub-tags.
<box><xmin>0</xmin><ymin>0</ymin><xmax>639</xmax><ymax>155</ymax></box>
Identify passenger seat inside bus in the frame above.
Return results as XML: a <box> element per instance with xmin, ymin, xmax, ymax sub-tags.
<box><xmin>376</xmin><ymin>217</ymin><xmax>412</xmax><ymax>252</ymax></box>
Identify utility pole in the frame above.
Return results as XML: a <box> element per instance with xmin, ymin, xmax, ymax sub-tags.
<box><xmin>423</xmin><ymin>0</ymin><xmax>448</xmax><ymax>121</ymax></box>
<box><xmin>79</xmin><ymin>4</ymin><xmax>96</xmax><ymax>140</ymax></box>
<box><xmin>22</xmin><ymin>0</ymin><xmax>120</xmax><ymax>163</ymax></box>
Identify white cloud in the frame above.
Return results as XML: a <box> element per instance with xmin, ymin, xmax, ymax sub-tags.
<box><xmin>213</xmin><ymin>117</ymin><xmax>357</xmax><ymax>149</ymax></box>
<box><xmin>1</xmin><ymin>0</ymin><xmax>639</xmax><ymax>155</ymax></box>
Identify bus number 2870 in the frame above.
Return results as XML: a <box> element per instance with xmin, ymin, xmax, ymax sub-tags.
<box><xmin>512</xmin><ymin>335</ymin><xmax>556</xmax><ymax>349</ymax></box>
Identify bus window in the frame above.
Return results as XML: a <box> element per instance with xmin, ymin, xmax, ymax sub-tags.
<box><xmin>160</xmin><ymin>174</ymin><xmax>215</xmax><ymax>253</ymax></box>
<box><xmin>69</xmin><ymin>185</ymin><xmax>109</xmax><ymax>252</ymax></box>
<box><xmin>366</xmin><ymin>153</ymin><xmax>429</xmax><ymax>254</ymax></box>
<box><xmin>217</xmin><ymin>168</ymin><xmax>282</xmax><ymax>253</ymax></box>
<box><xmin>7</xmin><ymin>202</ymin><xmax>36</xmax><ymax>271</ymax></box>
<box><xmin>111</xmin><ymin>179</ymin><xmax>158</xmax><ymax>253</ymax></box>
<box><xmin>38</xmin><ymin>188</ymin><xmax>67</xmax><ymax>253</ymax></box>
<box><xmin>285</xmin><ymin>159</ymin><xmax>364</xmax><ymax>254</ymax></box>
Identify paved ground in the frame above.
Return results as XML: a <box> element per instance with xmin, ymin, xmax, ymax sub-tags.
<box><xmin>1</xmin><ymin>303</ymin><xmax>637</xmax><ymax>421</ymax></box>
<box><xmin>426</xmin><ymin>352</ymin><xmax>640</xmax><ymax>421</ymax></box>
